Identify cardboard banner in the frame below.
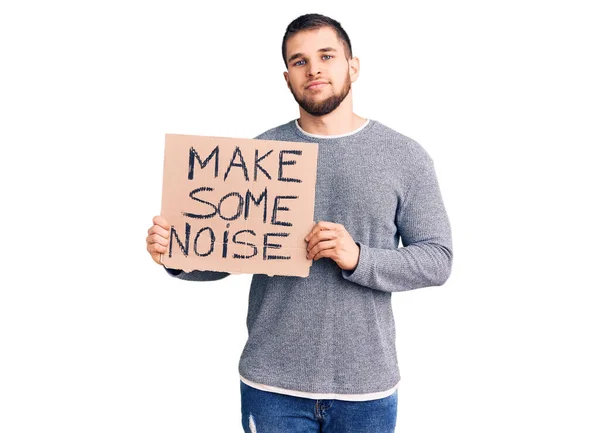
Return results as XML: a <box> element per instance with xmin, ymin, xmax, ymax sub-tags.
<box><xmin>160</xmin><ymin>133</ymin><xmax>318</xmax><ymax>277</ymax></box>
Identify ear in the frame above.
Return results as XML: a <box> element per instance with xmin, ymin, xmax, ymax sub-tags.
<box><xmin>349</xmin><ymin>56</ymin><xmax>360</xmax><ymax>83</ymax></box>
<box><xmin>283</xmin><ymin>71</ymin><xmax>291</xmax><ymax>90</ymax></box>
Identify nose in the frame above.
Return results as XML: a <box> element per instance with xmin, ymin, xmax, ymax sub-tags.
<box><xmin>307</xmin><ymin>63</ymin><xmax>321</xmax><ymax>77</ymax></box>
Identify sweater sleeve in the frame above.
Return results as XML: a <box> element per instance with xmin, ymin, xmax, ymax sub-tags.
<box><xmin>163</xmin><ymin>266</ymin><xmax>231</xmax><ymax>281</ymax></box>
<box><xmin>341</xmin><ymin>156</ymin><xmax>453</xmax><ymax>292</ymax></box>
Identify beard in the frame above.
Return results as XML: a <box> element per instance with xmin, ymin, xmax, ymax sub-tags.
<box><xmin>290</xmin><ymin>73</ymin><xmax>352</xmax><ymax>117</ymax></box>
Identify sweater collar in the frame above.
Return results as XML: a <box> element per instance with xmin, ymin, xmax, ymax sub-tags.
<box><xmin>294</xmin><ymin>118</ymin><xmax>371</xmax><ymax>139</ymax></box>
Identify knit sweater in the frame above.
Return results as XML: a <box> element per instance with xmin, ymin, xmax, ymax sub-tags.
<box><xmin>165</xmin><ymin>118</ymin><xmax>453</xmax><ymax>397</ymax></box>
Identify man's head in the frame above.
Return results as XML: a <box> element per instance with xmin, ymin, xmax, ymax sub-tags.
<box><xmin>282</xmin><ymin>14</ymin><xmax>359</xmax><ymax>117</ymax></box>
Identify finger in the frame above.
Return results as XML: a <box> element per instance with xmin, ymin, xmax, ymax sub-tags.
<box><xmin>307</xmin><ymin>240</ymin><xmax>337</xmax><ymax>260</ymax></box>
<box><xmin>150</xmin><ymin>249</ymin><xmax>164</xmax><ymax>265</ymax></box>
<box><xmin>146</xmin><ymin>236</ymin><xmax>165</xmax><ymax>254</ymax></box>
<box><xmin>304</xmin><ymin>223</ymin><xmax>317</xmax><ymax>243</ymax></box>
<box><xmin>313</xmin><ymin>246</ymin><xmax>336</xmax><ymax>261</ymax></box>
<box><xmin>147</xmin><ymin>242</ymin><xmax>166</xmax><ymax>265</ymax></box>
<box><xmin>153</xmin><ymin>215</ymin><xmax>170</xmax><ymax>231</ymax></box>
<box><xmin>149</xmin><ymin>243</ymin><xmax>168</xmax><ymax>254</ymax></box>
<box><xmin>147</xmin><ymin>233</ymin><xmax>169</xmax><ymax>247</ymax></box>
<box><xmin>148</xmin><ymin>224</ymin><xmax>170</xmax><ymax>240</ymax></box>
<box><xmin>305</xmin><ymin>221</ymin><xmax>338</xmax><ymax>242</ymax></box>
<box><xmin>307</xmin><ymin>230</ymin><xmax>337</xmax><ymax>252</ymax></box>
<box><xmin>305</xmin><ymin>221</ymin><xmax>328</xmax><ymax>242</ymax></box>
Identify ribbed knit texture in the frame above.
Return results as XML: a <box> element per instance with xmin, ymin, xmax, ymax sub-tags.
<box><xmin>165</xmin><ymin>119</ymin><xmax>453</xmax><ymax>395</ymax></box>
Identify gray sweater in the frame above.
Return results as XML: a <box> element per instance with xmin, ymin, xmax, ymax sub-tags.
<box><xmin>165</xmin><ymin>119</ymin><xmax>453</xmax><ymax>395</ymax></box>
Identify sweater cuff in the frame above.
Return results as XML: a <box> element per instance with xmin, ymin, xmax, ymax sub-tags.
<box><xmin>341</xmin><ymin>241</ymin><xmax>372</xmax><ymax>286</ymax></box>
<box><xmin>164</xmin><ymin>266</ymin><xmax>183</xmax><ymax>277</ymax></box>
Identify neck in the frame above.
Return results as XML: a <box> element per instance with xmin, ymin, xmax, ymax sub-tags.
<box><xmin>297</xmin><ymin>92</ymin><xmax>366</xmax><ymax>136</ymax></box>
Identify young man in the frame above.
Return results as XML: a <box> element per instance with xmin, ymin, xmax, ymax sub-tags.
<box><xmin>146</xmin><ymin>13</ymin><xmax>452</xmax><ymax>433</ymax></box>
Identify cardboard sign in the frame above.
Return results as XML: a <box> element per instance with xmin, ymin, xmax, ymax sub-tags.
<box><xmin>160</xmin><ymin>133</ymin><xmax>318</xmax><ymax>277</ymax></box>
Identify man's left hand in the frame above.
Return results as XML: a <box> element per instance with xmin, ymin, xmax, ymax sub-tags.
<box><xmin>305</xmin><ymin>221</ymin><xmax>360</xmax><ymax>271</ymax></box>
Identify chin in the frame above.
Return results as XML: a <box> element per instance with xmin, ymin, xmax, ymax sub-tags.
<box><xmin>306</xmin><ymin>91</ymin><xmax>332</xmax><ymax>99</ymax></box>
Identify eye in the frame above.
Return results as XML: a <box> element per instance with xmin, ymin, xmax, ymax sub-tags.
<box><xmin>293</xmin><ymin>59</ymin><xmax>306</xmax><ymax>66</ymax></box>
<box><xmin>323</xmin><ymin>55</ymin><xmax>333</xmax><ymax>60</ymax></box>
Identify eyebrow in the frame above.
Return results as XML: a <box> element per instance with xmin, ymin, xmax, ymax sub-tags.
<box><xmin>287</xmin><ymin>47</ymin><xmax>338</xmax><ymax>64</ymax></box>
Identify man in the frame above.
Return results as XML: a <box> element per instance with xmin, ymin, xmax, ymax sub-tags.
<box><xmin>146</xmin><ymin>13</ymin><xmax>452</xmax><ymax>433</ymax></box>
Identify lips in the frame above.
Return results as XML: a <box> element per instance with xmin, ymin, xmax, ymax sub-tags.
<box><xmin>306</xmin><ymin>81</ymin><xmax>328</xmax><ymax>89</ymax></box>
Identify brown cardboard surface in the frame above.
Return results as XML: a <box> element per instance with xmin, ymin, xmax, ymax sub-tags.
<box><xmin>160</xmin><ymin>133</ymin><xmax>318</xmax><ymax>277</ymax></box>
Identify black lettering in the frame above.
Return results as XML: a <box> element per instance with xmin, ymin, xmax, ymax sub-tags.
<box><xmin>254</xmin><ymin>148</ymin><xmax>273</xmax><ymax>181</ymax></box>
<box><xmin>271</xmin><ymin>195</ymin><xmax>297</xmax><ymax>227</ymax></box>
<box><xmin>188</xmin><ymin>146</ymin><xmax>219</xmax><ymax>180</ymax></box>
<box><xmin>193</xmin><ymin>226</ymin><xmax>215</xmax><ymax>257</ymax></box>
<box><xmin>245</xmin><ymin>187</ymin><xmax>268</xmax><ymax>223</ymax></box>
<box><xmin>224</xmin><ymin>146</ymin><xmax>249</xmax><ymax>182</ymax></box>
<box><xmin>278</xmin><ymin>150</ymin><xmax>302</xmax><ymax>183</ymax></box>
<box><xmin>182</xmin><ymin>187</ymin><xmax>217</xmax><ymax>219</ymax></box>
<box><xmin>169</xmin><ymin>223</ymin><xmax>190</xmax><ymax>257</ymax></box>
<box><xmin>218</xmin><ymin>192</ymin><xmax>244</xmax><ymax>221</ymax></box>
<box><xmin>222</xmin><ymin>223</ymin><xmax>231</xmax><ymax>258</ymax></box>
<box><xmin>232</xmin><ymin>229</ymin><xmax>258</xmax><ymax>259</ymax></box>
<box><xmin>263</xmin><ymin>232</ymin><xmax>291</xmax><ymax>260</ymax></box>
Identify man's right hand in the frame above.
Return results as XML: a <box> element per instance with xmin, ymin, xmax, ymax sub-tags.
<box><xmin>146</xmin><ymin>215</ymin><xmax>170</xmax><ymax>265</ymax></box>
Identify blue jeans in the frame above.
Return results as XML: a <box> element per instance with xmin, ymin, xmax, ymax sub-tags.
<box><xmin>240</xmin><ymin>381</ymin><xmax>397</xmax><ymax>433</ymax></box>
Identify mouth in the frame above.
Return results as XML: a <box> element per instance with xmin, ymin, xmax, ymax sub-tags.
<box><xmin>306</xmin><ymin>81</ymin><xmax>329</xmax><ymax>90</ymax></box>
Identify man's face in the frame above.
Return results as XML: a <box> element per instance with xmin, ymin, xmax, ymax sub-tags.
<box><xmin>284</xmin><ymin>27</ymin><xmax>358</xmax><ymax>117</ymax></box>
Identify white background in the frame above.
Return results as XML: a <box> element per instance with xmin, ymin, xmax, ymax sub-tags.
<box><xmin>1</xmin><ymin>0</ymin><xmax>599</xmax><ymax>432</ymax></box>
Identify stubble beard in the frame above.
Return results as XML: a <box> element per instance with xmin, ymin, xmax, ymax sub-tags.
<box><xmin>291</xmin><ymin>74</ymin><xmax>352</xmax><ymax>117</ymax></box>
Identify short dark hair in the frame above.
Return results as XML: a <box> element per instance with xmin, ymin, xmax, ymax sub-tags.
<box><xmin>281</xmin><ymin>13</ymin><xmax>353</xmax><ymax>68</ymax></box>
